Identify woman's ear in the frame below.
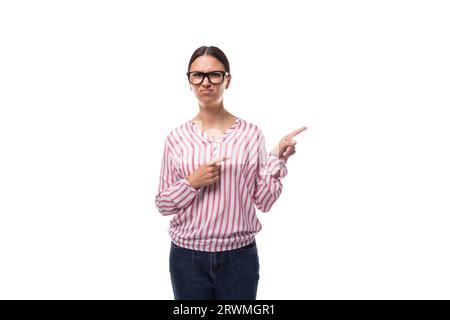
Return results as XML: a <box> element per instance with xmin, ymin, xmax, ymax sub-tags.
<box><xmin>225</xmin><ymin>75</ymin><xmax>231</xmax><ymax>89</ymax></box>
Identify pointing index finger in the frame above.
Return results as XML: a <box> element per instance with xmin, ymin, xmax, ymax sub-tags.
<box><xmin>286</xmin><ymin>126</ymin><xmax>307</xmax><ymax>140</ymax></box>
<box><xmin>207</xmin><ymin>156</ymin><xmax>230</xmax><ymax>166</ymax></box>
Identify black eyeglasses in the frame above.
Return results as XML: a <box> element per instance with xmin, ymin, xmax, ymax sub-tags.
<box><xmin>186</xmin><ymin>70</ymin><xmax>229</xmax><ymax>85</ymax></box>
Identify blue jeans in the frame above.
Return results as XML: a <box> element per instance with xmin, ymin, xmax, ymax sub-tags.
<box><xmin>169</xmin><ymin>240</ymin><xmax>260</xmax><ymax>300</ymax></box>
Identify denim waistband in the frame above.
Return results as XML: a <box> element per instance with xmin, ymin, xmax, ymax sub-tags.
<box><xmin>240</xmin><ymin>240</ymin><xmax>256</xmax><ymax>249</ymax></box>
<box><xmin>171</xmin><ymin>239</ymin><xmax>256</xmax><ymax>252</ymax></box>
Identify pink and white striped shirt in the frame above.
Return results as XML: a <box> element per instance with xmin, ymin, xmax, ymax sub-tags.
<box><xmin>155</xmin><ymin>116</ymin><xmax>288</xmax><ymax>252</ymax></box>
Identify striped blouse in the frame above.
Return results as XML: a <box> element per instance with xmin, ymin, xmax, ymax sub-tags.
<box><xmin>155</xmin><ymin>116</ymin><xmax>288</xmax><ymax>252</ymax></box>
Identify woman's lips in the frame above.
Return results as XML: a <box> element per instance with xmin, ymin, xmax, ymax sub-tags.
<box><xmin>201</xmin><ymin>90</ymin><xmax>213</xmax><ymax>94</ymax></box>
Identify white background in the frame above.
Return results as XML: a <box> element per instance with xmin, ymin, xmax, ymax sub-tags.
<box><xmin>1</xmin><ymin>0</ymin><xmax>449</xmax><ymax>299</ymax></box>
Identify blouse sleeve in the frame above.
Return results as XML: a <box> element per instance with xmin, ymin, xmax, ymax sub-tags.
<box><xmin>155</xmin><ymin>137</ymin><xmax>199</xmax><ymax>216</ymax></box>
<box><xmin>253</xmin><ymin>130</ymin><xmax>288</xmax><ymax>212</ymax></box>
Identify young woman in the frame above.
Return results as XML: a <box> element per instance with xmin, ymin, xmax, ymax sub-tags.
<box><xmin>155</xmin><ymin>46</ymin><xmax>306</xmax><ymax>300</ymax></box>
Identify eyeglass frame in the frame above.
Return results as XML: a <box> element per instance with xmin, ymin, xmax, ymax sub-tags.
<box><xmin>186</xmin><ymin>70</ymin><xmax>230</xmax><ymax>85</ymax></box>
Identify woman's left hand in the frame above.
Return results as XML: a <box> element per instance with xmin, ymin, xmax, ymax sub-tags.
<box><xmin>270</xmin><ymin>126</ymin><xmax>307</xmax><ymax>163</ymax></box>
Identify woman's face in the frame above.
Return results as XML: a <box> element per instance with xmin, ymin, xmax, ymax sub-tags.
<box><xmin>188</xmin><ymin>55</ymin><xmax>231</xmax><ymax>106</ymax></box>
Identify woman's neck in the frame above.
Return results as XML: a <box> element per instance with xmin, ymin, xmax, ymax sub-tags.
<box><xmin>193</xmin><ymin>103</ymin><xmax>231</xmax><ymax>125</ymax></box>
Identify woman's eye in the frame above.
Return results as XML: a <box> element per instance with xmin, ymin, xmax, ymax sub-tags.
<box><xmin>210</xmin><ymin>72</ymin><xmax>221</xmax><ymax>78</ymax></box>
<box><xmin>192</xmin><ymin>72</ymin><xmax>203</xmax><ymax>78</ymax></box>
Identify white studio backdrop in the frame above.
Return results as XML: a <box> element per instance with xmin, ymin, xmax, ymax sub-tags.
<box><xmin>0</xmin><ymin>0</ymin><xmax>449</xmax><ymax>299</ymax></box>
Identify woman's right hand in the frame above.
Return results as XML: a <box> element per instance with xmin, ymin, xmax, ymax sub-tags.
<box><xmin>186</xmin><ymin>156</ymin><xmax>230</xmax><ymax>190</ymax></box>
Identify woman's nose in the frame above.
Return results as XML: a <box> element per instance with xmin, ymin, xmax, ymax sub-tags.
<box><xmin>201</xmin><ymin>76</ymin><xmax>211</xmax><ymax>86</ymax></box>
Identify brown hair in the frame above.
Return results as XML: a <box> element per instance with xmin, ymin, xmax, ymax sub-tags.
<box><xmin>187</xmin><ymin>46</ymin><xmax>230</xmax><ymax>74</ymax></box>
